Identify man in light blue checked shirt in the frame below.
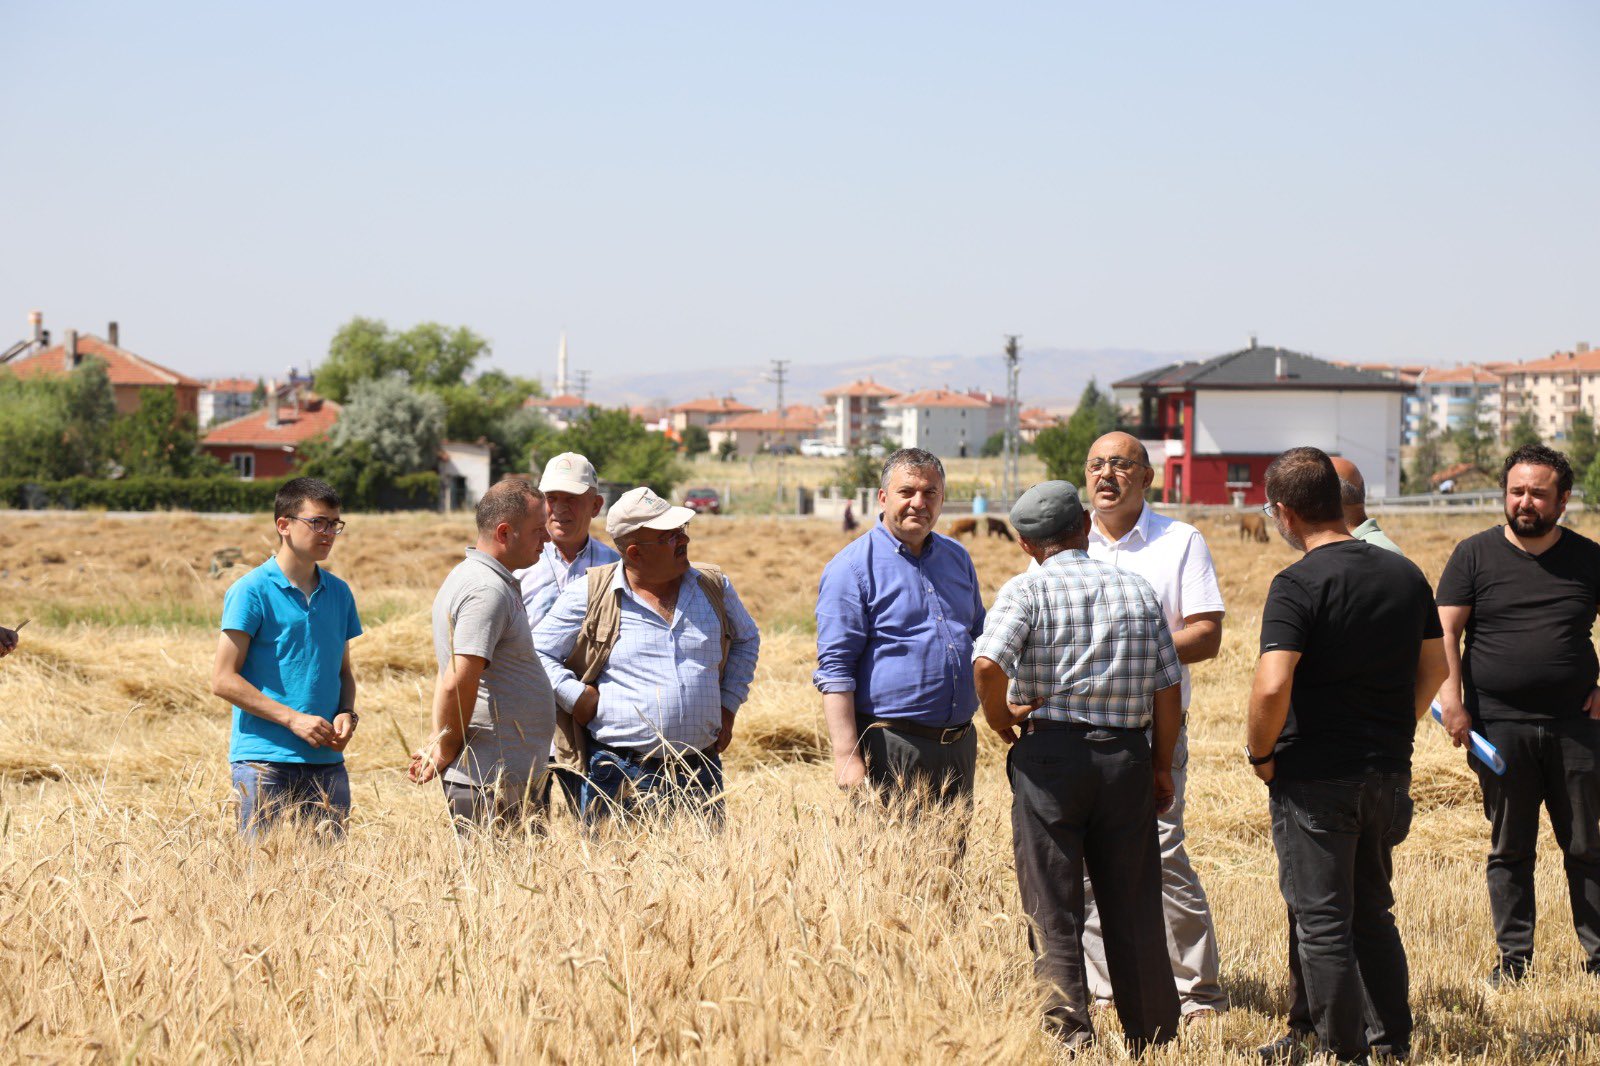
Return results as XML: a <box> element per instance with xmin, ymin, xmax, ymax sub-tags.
<box><xmin>535</xmin><ymin>486</ymin><xmax>759</xmax><ymax>822</ymax></box>
<box><xmin>973</xmin><ymin>480</ymin><xmax>1183</xmax><ymax>1053</ymax></box>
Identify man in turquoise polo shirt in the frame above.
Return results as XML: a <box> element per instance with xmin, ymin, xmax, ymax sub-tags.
<box><xmin>211</xmin><ymin>477</ymin><xmax>363</xmax><ymax>838</ymax></box>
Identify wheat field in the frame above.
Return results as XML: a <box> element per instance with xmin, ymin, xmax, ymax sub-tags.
<box><xmin>2</xmin><ymin>509</ymin><xmax>1598</xmax><ymax>1064</ymax></box>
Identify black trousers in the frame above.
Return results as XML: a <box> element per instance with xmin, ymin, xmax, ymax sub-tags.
<box><xmin>1269</xmin><ymin>771</ymin><xmax>1412</xmax><ymax>1061</ymax></box>
<box><xmin>858</xmin><ymin>716</ymin><xmax>978</xmax><ymax>806</ymax></box>
<box><xmin>1008</xmin><ymin>726</ymin><xmax>1178</xmax><ymax>1050</ymax></box>
<box><xmin>1475</xmin><ymin>717</ymin><xmax>1600</xmax><ymax>970</ymax></box>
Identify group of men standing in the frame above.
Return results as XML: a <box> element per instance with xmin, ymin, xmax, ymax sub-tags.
<box><xmin>199</xmin><ymin>435</ymin><xmax>1600</xmax><ymax>1062</ymax></box>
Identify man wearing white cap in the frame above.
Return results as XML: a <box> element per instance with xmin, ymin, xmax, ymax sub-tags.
<box><xmin>517</xmin><ymin>452</ymin><xmax>620</xmax><ymax>624</ymax></box>
<box><xmin>516</xmin><ymin>452</ymin><xmax>621</xmax><ymax>810</ymax></box>
<box><xmin>533</xmin><ymin>486</ymin><xmax>761</xmax><ymax>821</ymax></box>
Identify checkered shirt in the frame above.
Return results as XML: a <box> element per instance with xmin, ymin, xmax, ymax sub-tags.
<box><xmin>972</xmin><ymin>549</ymin><xmax>1181</xmax><ymax>728</ymax></box>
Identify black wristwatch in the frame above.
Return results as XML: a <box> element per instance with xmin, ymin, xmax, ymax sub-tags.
<box><xmin>1244</xmin><ymin>746</ymin><xmax>1274</xmax><ymax>766</ymax></box>
<box><xmin>341</xmin><ymin>709</ymin><xmax>359</xmax><ymax>725</ymax></box>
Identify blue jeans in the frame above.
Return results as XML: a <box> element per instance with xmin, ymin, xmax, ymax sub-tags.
<box><xmin>231</xmin><ymin>761</ymin><xmax>351</xmax><ymax>839</ymax></box>
<box><xmin>581</xmin><ymin>745</ymin><xmax>724</xmax><ymax>825</ymax></box>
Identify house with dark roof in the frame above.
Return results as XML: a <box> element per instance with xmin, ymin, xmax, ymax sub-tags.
<box><xmin>1114</xmin><ymin>342</ymin><xmax>1410</xmax><ymax>505</ymax></box>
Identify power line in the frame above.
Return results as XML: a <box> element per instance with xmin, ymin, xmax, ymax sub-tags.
<box><xmin>768</xmin><ymin>359</ymin><xmax>790</xmax><ymax>502</ymax></box>
<box><xmin>1003</xmin><ymin>336</ymin><xmax>1021</xmax><ymax>504</ymax></box>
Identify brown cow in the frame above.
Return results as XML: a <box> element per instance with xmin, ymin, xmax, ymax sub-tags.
<box><xmin>1239</xmin><ymin>512</ymin><xmax>1271</xmax><ymax>543</ymax></box>
<box><xmin>947</xmin><ymin>516</ymin><xmax>1016</xmax><ymax>542</ymax></box>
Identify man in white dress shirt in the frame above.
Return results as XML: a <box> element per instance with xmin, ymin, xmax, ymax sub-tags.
<box><xmin>1078</xmin><ymin>431</ymin><xmax>1229</xmax><ymax>1021</ymax></box>
<box><xmin>513</xmin><ymin>452</ymin><xmax>620</xmax><ymax>809</ymax></box>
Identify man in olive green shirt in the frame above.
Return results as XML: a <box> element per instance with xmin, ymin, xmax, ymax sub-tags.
<box><xmin>1332</xmin><ymin>457</ymin><xmax>1401</xmax><ymax>555</ymax></box>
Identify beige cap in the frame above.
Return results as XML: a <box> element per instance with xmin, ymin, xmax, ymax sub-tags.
<box><xmin>605</xmin><ymin>486</ymin><xmax>696</xmax><ymax>539</ymax></box>
<box><xmin>539</xmin><ymin>452</ymin><xmax>599</xmax><ymax>495</ymax></box>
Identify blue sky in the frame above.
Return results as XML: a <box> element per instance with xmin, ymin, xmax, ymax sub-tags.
<box><xmin>3</xmin><ymin>2</ymin><xmax>1596</xmax><ymax>384</ymax></box>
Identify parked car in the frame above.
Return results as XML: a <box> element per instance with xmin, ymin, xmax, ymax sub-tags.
<box><xmin>800</xmin><ymin>438</ymin><xmax>848</xmax><ymax>458</ymax></box>
<box><xmin>683</xmin><ymin>487</ymin><xmax>721</xmax><ymax>514</ymax></box>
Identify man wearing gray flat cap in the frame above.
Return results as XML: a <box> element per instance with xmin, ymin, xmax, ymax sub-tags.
<box><xmin>973</xmin><ymin>480</ymin><xmax>1183</xmax><ymax>1052</ymax></box>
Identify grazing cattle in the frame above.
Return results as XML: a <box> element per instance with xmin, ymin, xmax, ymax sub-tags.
<box><xmin>948</xmin><ymin>516</ymin><xmax>1016</xmax><ymax>542</ymax></box>
<box><xmin>1239</xmin><ymin>513</ymin><xmax>1270</xmax><ymax>543</ymax></box>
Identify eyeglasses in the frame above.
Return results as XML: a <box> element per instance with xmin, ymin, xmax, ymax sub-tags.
<box><xmin>639</xmin><ymin>526</ymin><xmax>686</xmax><ymax>546</ymax></box>
<box><xmin>1261</xmin><ymin>502</ymin><xmax>1277</xmax><ymax>518</ymax></box>
<box><xmin>287</xmin><ymin>516</ymin><xmax>347</xmax><ymax>536</ymax></box>
<box><xmin>1085</xmin><ymin>457</ymin><xmax>1147</xmax><ymax>476</ymax></box>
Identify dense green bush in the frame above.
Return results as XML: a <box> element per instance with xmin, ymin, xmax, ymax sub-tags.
<box><xmin>0</xmin><ymin>472</ymin><xmax>440</xmax><ymax>512</ymax></box>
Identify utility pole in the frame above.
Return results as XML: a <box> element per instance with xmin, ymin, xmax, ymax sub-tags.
<box><xmin>574</xmin><ymin>369</ymin><xmax>591</xmax><ymax>404</ymax></box>
<box><xmin>1002</xmin><ymin>335</ymin><xmax>1021</xmax><ymax>504</ymax></box>
<box><xmin>768</xmin><ymin>359</ymin><xmax>790</xmax><ymax>503</ymax></box>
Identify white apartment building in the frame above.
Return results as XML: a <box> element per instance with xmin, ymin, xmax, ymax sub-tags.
<box><xmin>1414</xmin><ymin>364</ymin><xmax>1504</xmax><ymax>439</ymax></box>
<box><xmin>1496</xmin><ymin>345</ymin><xmax>1600</xmax><ymax>441</ymax></box>
<box><xmin>819</xmin><ymin>379</ymin><xmax>899</xmax><ymax>449</ymax></box>
<box><xmin>882</xmin><ymin>388</ymin><xmax>992</xmax><ymax>458</ymax></box>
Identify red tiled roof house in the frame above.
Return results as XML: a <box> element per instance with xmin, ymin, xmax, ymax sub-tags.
<box><xmin>202</xmin><ymin>388</ymin><xmax>342</xmax><ymax>480</ymax></box>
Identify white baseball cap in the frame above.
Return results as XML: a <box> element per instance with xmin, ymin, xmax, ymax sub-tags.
<box><xmin>605</xmin><ymin>486</ymin><xmax>696</xmax><ymax>539</ymax></box>
<box><xmin>539</xmin><ymin>452</ymin><xmax>599</xmax><ymax>495</ymax></box>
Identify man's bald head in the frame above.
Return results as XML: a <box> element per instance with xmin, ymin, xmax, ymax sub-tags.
<box><xmin>1330</xmin><ymin>456</ymin><xmax>1366</xmax><ymax>508</ymax></box>
<box><xmin>1089</xmin><ymin>431</ymin><xmax>1150</xmax><ymax>467</ymax></box>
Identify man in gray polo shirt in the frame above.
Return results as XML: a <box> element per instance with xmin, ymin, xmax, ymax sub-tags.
<box><xmin>409</xmin><ymin>478</ymin><xmax>556</xmax><ymax>830</ymax></box>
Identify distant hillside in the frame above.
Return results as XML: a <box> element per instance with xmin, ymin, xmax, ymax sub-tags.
<box><xmin>590</xmin><ymin>347</ymin><xmax>1199</xmax><ymax>412</ymax></box>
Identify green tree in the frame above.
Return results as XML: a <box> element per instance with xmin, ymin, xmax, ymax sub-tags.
<box><xmin>0</xmin><ymin>359</ymin><xmax>117</xmax><ymax>480</ymax></box>
<box><xmin>681</xmin><ymin>424</ymin><xmax>711</xmax><ymax>457</ymax></box>
<box><xmin>834</xmin><ymin>449</ymin><xmax>881</xmax><ymax>494</ymax></box>
<box><xmin>1036</xmin><ymin>380</ymin><xmax>1121</xmax><ymax>482</ymax></box>
<box><xmin>326</xmin><ymin>376</ymin><xmax>447</xmax><ymax>474</ymax></box>
<box><xmin>108</xmin><ymin>389</ymin><xmax>227</xmax><ymax>477</ymax></box>
<box><xmin>1508</xmin><ymin>410</ymin><xmax>1541</xmax><ymax>450</ymax></box>
<box><xmin>1582</xmin><ymin>443</ymin><xmax>1600</xmax><ymax>508</ymax></box>
<box><xmin>716</xmin><ymin>439</ymin><xmax>738</xmax><ymax>462</ymax></box>
<box><xmin>1411</xmin><ymin>411</ymin><xmax>1444</xmax><ymax>493</ymax></box>
<box><xmin>542</xmin><ymin>407</ymin><xmax>685</xmax><ymax>496</ymax></box>
<box><xmin>1569</xmin><ymin>410</ymin><xmax>1597</xmax><ymax>481</ymax></box>
<box><xmin>314</xmin><ymin>318</ymin><xmax>489</xmax><ymax>402</ymax></box>
<box><xmin>250</xmin><ymin>379</ymin><xmax>267</xmax><ymax>413</ymax></box>
<box><xmin>1449</xmin><ymin>394</ymin><xmax>1492</xmax><ymax>470</ymax></box>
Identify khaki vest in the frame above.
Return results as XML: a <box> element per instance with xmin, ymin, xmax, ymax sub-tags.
<box><xmin>553</xmin><ymin>562</ymin><xmax>732</xmax><ymax>768</ymax></box>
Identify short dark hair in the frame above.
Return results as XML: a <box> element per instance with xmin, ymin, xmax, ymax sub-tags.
<box><xmin>1500</xmin><ymin>443</ymin><xmax>1573</xmax><ymax>495</ymax></box>
<box><xmin>1265</xmin><ymin>447</ymin><xmax>1342</xmax><ymax>524</ymax></box>
<box><xmin>476</xmin><ymin>476</ymin><xmax>545</xmax><ymax>536</ymax></box>
<box><xmin>275</xmin><ymin>477</ymin><xmax>341</xmax><ymax>523</ymax></box>
<box><xmin>880</xmin><ymin>448</ymin><xmax>945</xmax><ymax>490</ymax></box>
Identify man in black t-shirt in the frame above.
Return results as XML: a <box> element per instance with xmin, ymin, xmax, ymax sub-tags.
<box><xmin>1436</xmin><ymin>443</ymin><xmax>1600</xmax><ymax>988</ymax></box>
<box><xmin>1247</xmin><ymin>448</ymin><xmax>1446</xmax><ymax>1064</ymax></box>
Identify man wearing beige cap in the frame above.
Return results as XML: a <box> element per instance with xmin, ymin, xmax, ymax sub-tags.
<box><xmin>533</xmin><ymin>486</ymin><xmax>760</xmax><ymax>822</ymax></box>
<box><xmin>516</xmin><ymin>452</ymin><xmax>621</xmax><ymax>810</ymax></box>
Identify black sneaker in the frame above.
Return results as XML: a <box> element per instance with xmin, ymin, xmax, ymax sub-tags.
<box><xmin>1484</xmin><ymin>961</ymin><xmax>1527</xmax><ymax>991</ymax></box>
<box><xmin>1258</xmin><ymin>1031</ymin><xmax>1317</xmax><ymax>1063</ymax></box>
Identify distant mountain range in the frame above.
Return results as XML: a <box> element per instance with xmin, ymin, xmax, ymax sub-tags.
<box><xmin>590</xmin><ymin>347</ymin><xmax>1205</xmax><ymax>412</ymax></box>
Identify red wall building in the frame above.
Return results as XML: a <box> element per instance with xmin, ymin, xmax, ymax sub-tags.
<box><xmin>202</xmin><ymin>391</ymin><xmax>341</xmax><ymax>480</ymax></box>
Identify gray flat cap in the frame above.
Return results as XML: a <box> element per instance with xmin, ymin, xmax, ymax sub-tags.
<box><xmin>1010</xmin><ymin>480</ymin><xmax>1085</xmax><ymax>540</ymax></box>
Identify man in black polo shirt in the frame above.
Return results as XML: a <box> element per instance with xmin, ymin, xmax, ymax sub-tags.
<box><xmin>1436</xmin><ymin>443</ymin><xmax>1600</xmax><ymax>988</ymax></box>
<box><xmin>1247</xmin><ymin>447</ymin><xmax>1446</xmax><ymax>1063</ymax></box>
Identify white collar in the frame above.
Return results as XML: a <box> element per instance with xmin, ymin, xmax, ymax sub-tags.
<box><xmin>1090</xmin><ymin>504</ymin><xmax>1153</xmax><ymax>547</ymax></box>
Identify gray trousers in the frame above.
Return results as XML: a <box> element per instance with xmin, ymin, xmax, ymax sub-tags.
<box><xmin>1081</xmin><ymin>725</ymin><xmax>1227</xmax><ymax>1014</ymax></box>
<box><xmin>442</xmin><ymin>778</ymin><xmax>543</xmax><ymax>835</ymax></box>
<box><xmin>858</xmin><ymin>717</ymin><xmax>977</xmax><ymax>806</ymax></box>
<box><xmin>1009</xmin><ymin>725</ymin><xmax>1179</xmax><ymax>1050</ymax></box>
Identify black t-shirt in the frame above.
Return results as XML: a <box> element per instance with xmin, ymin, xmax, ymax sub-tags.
<box><xmin>1434</xmin><ymin>525</ymin><xmax>1600</xmax><ymax>723</ymax></box>
<box><xmin>1259</xmin><ymin>539</ymin><xmax>1443</xmax><ymax>780</ymax></box>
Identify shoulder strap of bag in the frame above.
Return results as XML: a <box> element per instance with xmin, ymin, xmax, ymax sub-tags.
<box><xmin>563</xmin><ymin>562</ymin><xmax>623</xmax><ymax>684</ymax></box>
<box><xmin>693</xmin><ymin>563</ymin><xmax>732</xmax><ymax>683</ymax></box>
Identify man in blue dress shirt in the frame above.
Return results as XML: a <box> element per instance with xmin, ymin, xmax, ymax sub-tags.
<box><xmin>814</xmin><ymin>448</ymin><xmax>986</xmax><ymax>808</ymax></box>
